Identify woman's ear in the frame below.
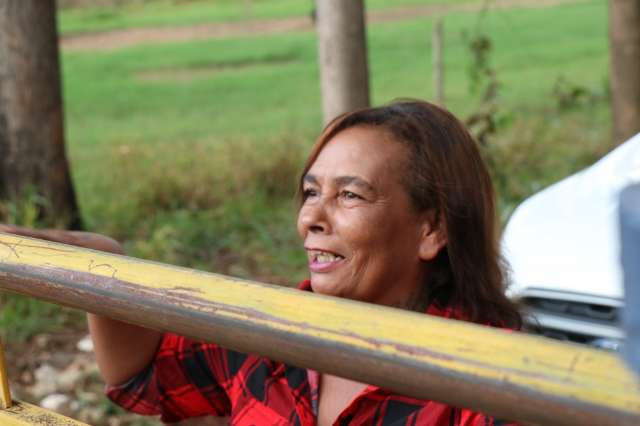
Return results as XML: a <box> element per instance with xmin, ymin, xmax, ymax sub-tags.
<box><xmin>418</xmin><ymin>213</ymin><xmax>447</xmax><ymax>261</ymax></box>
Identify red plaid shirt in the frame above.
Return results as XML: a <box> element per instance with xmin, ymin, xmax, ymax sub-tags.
<box><xmin>107</xmin><ymin>281</ymin><xmax>516</xmax><ymax>425</ymax></box>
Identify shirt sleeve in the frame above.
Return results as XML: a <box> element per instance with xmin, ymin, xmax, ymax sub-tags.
<box><xmin>106</xmin><ymin>332</ymin><xmax>233</xmax><ymax>423</ymax></box>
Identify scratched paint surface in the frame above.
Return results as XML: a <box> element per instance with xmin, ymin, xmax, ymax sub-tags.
<box><xmin>0</xmin><ymin>400</ymin><xmax>89</xmax><ymax>425</ymax></box>
<box><xmin>0</xmin><ymin>234</ymin><xmax>639</xmax><ymax>418</ymax></box>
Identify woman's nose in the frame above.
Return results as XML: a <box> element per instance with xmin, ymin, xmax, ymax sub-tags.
<box><xmin>298</xmin><ymin>199</ymin><xmax>331</xmax><ymax>235</ymax></box>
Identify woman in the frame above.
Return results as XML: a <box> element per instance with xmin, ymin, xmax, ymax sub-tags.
<box><xmin>1</xmin><ymin>100</ymin><xmax>521</xmax><ymax>425</ymax></box>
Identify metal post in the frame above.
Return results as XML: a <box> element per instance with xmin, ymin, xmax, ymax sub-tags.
<box><xmin>0</xmin><ymin>341</ymin><xmax>12</xmax><ymax>409</ymax></box>
<box><xmin>0</xmin><ymin>233</ymin><xmax>639</xmax><ymax>425</ymax></box>
<box><xmin>620</xmin><ymin>183</ymin><xmax>640</xmax><ymax>374</ymax></box>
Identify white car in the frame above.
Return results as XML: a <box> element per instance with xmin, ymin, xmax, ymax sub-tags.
<box><xmin>502</xmin><ymin>133</ymin><xmax>640</xmax><ymax>350</ymax></box>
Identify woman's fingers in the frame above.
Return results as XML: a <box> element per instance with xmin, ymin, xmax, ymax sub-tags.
<box><xmin>0</xmin><ymin>224</ymin><xmax>34</xmax><ymax>237</ymax></box>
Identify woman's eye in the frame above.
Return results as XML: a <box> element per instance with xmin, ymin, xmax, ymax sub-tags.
<box><xmin>341</xmin><ymin>190</ymin><xmax>362</xmax><ymax>200</ymax></box>
<box><xmin>302</xmin><ymin>188</ymin><xmax>318</xmax><ymax>200</ymax></box>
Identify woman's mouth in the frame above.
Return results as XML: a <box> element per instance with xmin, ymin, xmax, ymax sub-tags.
<box><xmin>308</xmin><ymin>250</ymin><xmax>345</xmax><ymax>273</ymax></box>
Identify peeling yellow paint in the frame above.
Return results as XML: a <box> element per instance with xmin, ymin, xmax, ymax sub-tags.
<box><xmin>0</xmin><ymin>233</ymin><xmax>639</xmax><ymax>421</ymax></box>
<box><xmin>0</xmin><ymin>400</ymin><xmax>89</xmax><ymax>426</ymax></box>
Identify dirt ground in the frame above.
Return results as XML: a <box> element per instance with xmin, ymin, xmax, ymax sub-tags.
<box><xmin>60</xmin><ymin>0</ymin><xmax>581</xmax><ymax>52</ymax></box>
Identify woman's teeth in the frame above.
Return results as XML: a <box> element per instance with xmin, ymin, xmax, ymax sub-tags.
<box><xmin>315</xmin><ymin>252</ymin><xmax>343</xmax><ymax>262</ymax></box>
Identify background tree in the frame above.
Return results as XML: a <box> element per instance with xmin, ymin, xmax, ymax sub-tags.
<box><xmin>316</xmin><ymin>0</ymin><xmax>370</xmax><ymax>125</ymax></box>
<box><xmin>609</xmin><ymin>0</ymin><xmax>640</xmax><ymax>144</ymax></box>
<box><xmin>0</xmin><ymin>0</ymin><xmax>81</xmax><ymax>229</ymax></box>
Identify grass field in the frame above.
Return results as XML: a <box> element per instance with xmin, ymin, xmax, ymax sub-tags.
<box><xmin>2</xmin><ymin>0</ymin><xmax>612</xmax><ymax>342</ymax></box>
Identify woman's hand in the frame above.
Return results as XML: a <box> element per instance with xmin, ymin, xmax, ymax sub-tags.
<box><xmin>0</xmin><ymin>224</ymin><xmax>162</xmax><ymax>386</ymax></box>
<box><xmin>0</xmin><ymin>224</ymin><xmax>124</xmax><ymax>254</ymax></box>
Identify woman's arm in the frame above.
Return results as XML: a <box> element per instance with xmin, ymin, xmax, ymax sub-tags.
<box><xmin>88</xmin><ymin>314</ymin><xmax>162</xmax><ymax>386</ymax></box>
<box><xmin>0</xmin><ymin>225</ymin><xmax>162</xmax><ymax>386</ymax></box>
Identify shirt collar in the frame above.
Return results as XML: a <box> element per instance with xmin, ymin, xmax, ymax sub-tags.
<box><xmin>298</xmin><ymin>278</ymin><xmax>465</xmax><ymax>404</ymax></box>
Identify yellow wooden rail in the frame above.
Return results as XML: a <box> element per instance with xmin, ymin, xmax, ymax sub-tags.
<box><xmin>0</xmin><ymin>233</ymin><xmax>638</xmax><ymax>425</ymax></box>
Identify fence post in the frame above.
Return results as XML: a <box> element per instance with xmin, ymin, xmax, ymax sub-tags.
<box><xmin>432</xmin><ymin>18</ymin><xmax>445</xmax><ymax>106</ymax></box>
<box><xmin>316</xmin><ymin>0</ymin><xmax>370</xmax><ymax>124</ymax></box>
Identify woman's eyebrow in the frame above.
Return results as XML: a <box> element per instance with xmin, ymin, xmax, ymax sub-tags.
<box><xmin>303</xmin><ymin>174</ymin><xmax>319</xmax><ymax>185</ymax></box>
<box><xmin>303</xmin><ymin>174</ymin><xmax>375</xmax><ymax>192</ymax></box>
<box><xmin>334</xmin><ymin>175</ymin><xmax>375</xmax><ymax>192</ymax></box>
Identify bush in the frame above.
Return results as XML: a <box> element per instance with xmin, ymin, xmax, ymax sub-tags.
<box><xmin>82</xmin><ymin>135</ymin><xmax>308</xmax><ymax>283</ymax></box>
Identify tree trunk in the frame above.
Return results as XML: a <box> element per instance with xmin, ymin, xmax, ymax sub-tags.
<box><xmin>316</xmin><ymin>0</ymin><xmax>370</xmax><ymax>125</ymax></box>
<box><xmin>0</xmin><ymin>0</ymin><xmax>82</xmax><ymax>229</ymax></box>
<box><xmin>609</xmin><ymin>0</ymin><xmax>640</xmax><ymax>144</ymax></box>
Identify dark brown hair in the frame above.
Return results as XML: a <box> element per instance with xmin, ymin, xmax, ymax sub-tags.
<box><xmin>298</xmin><ymin>100</ymin><xmax>521</xmax><ymax>328</ymax></box>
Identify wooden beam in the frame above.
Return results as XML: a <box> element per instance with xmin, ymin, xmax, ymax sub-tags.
<box><xmin>0</xmin><ymin>233</ymin><xmax>638</xmax><ymax>425</ymax></box>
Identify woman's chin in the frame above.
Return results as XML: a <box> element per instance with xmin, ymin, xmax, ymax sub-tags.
<box><xmin>309</xmin><ymin>275</ymin><xmax>344</xmax><ymax>297</ymax></box>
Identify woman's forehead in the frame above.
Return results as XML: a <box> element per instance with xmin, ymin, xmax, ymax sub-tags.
<box><xmin>312</xmin><ymin>127</ymin><xmax>406</xmax><ymax>168</ymax></box>
<box><xmin>309</xmin><ymin>126</ymin><xmax>407</xmax><ymax>178</ymax></box>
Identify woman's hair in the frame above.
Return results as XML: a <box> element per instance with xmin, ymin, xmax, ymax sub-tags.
<box><xmin>297</xmin><ymin>100</ymin><xmax>521</xmax><ymax>329</ymax></box>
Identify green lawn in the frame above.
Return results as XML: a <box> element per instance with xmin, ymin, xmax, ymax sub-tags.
<box><xmin>63</xmin><ymin>0</ymin><xmax>608</xmax><ymax>145</ymax></box>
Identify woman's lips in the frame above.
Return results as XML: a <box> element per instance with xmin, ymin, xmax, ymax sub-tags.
<box><xmin>306</xmin><ymin>249</ymin><xmax>345</xmax><ymax>273</ymax></box>
<box><xmin>309</xmin><ymin>256</ymin><xmax>345</xmax><ymax>273</ymax></box>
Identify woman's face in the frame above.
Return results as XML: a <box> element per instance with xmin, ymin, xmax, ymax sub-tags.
<box><xmin>297</xmin><ymin>126</ymin><xmax>441</xmax><ymax>308</ymax></box>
